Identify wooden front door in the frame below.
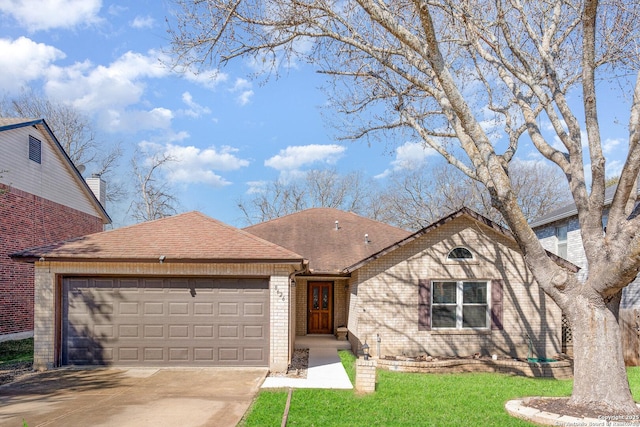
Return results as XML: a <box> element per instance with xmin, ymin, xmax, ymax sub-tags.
<box><xmin>308</xmin><ymin>282</ymin><xmax>333</xmax><ymax>334</ymax></box>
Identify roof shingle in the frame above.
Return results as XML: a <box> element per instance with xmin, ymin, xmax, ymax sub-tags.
<box><xmin>12</xmin><ymin>211</ymin><xmax>304</xmax><ymax>263</ymax></box>
<box><xmin>244</xmin><ymin>208</ymin><xmax>411</xmax><ymax>273</ymax></box>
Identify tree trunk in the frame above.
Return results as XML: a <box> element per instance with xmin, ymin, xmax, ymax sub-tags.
<box><xmin>568</xmin><ymin>293</ymin><xmax>639</xmax><ymax>414</ymax></box>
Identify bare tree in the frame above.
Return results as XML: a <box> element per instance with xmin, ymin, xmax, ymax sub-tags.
<box><xmin>129</xmin><ymin>151</ymin><xmax>180</xmax><ymax>222</ymax></box>
<box><xmin>238</xmin><ymin>169</ymin><xmax>377</xmax><ymax>224</ymax></box>
<box><xmin>168</xmin><ymin>0</ymin><xmax>640</xmax><ymax>412</ymax></box>
<box><xmin>0</xmin><ymin>89</ymin><xmax>126</xmax><ymax>204</ymax></box>
<box><xmin>378</xmin><ymin>160</ymin><xmax>570</xmax><ymax>230</ymax></box>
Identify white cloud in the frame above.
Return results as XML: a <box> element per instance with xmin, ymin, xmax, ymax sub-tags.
<box><xmin>230</xmin><ymin>78</ymin><xmax>254</xmax><ymax>105</ymax></box>
<box><xmin>265</xmin><ymin>144</ymin><xmax>346</xmax><ymax>171</ymax></box>
<box><xmin>375</xmin><ymin>141</ymin><xmax>437</xmax><ymax>178</ymax></box>
<box><xmin>131</xmin><ymin>15</ymin><xmax>155</xmax><ymax>29</ymax></box>
<box><xmin>607</xmin><ymin>160</ymin><xmax>624</xmax><ymax>179</ymax></box>
<box><xmin>246</xmin><ymin>180</ymin><xmax>268</xmax><ymax>194</ymax></box>
<box><xmin>236</xmin><ymin>90</ymin><xmax>254</xmax><ymax>106</ymax></box>
<box><xmin>180</xmin><ymin>92</ymin><xmax>211</xmax><ymax>118</ymax></box>
<box><xmin>0</xmin><ymin>37</ymin><xmax>64</xmax><ymax>92</ymax></box>
<box><xmin>176</xmin><ymin>62</ymin><xmax>228</xmax><ymax>89</ymax></box>
<box><xmin>0</xmin><ymin>0</ymin><xmax>102</xmax><ymax>31</ymax></box>
<box><xmin>45</xmin><ymin>50</ymin><xmax>169</xmax><ymax>112</ymax></box>
<box><xmin>102</xmin><ymin>108</ymin><xmax>174</xmax><ymax>132</ymax></box>
<box><xmin>603</xmin><ymin>138</ymin><xmax>622</xmax><ymax>155</ymax></box>
<box><xmin>107</xmin><ymin>4</ymin><xmax>127</xmax><ymax>15</ymax></box>
<box><xmin>163</xmin><ymin>144</ymin><xmax>250</xmax><ymax>187</ymax></box>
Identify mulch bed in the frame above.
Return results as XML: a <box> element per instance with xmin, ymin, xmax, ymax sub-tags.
<box><xmin>0</xmin><ymin>361</ymin><xmax>33</xmax><ymax>386</ymax></box>
<box><xmin>268</xmin><ymin>348</ymin><xmax>309</xmax><ymax>378</ymax></box>
<box><xmin>524</xmin><ymin>397</ymin><xmax>640</xmax><ymax>422</ymax></box>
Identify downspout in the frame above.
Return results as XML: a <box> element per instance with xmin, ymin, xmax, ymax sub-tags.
<box><xmin>288</xmin><ymin>259</ymin><xmax>309</xmax><ymax>368</ymax></box>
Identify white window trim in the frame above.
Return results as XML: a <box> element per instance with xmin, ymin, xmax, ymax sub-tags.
<box><xmin>444</xmin><ymin>247</ymin><xmax>480</xmax><ymax>265</ymax></box>
<box><xmin>556</xmin><ymin>225</ymin><xmax>568</xmax><ymax>258</ymax></box>
<box><xmin>431</xmin><ymin>280</ymin><xmax>491</xmax><ymax>330</ymax></box>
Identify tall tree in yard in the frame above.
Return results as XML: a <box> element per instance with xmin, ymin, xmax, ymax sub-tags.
<box><xmin>168</xmin><ymin>0</ymin><xmax>640</xmax><ymax>413</ymax></box>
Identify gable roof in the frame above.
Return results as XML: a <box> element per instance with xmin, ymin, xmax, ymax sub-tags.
<box><xmin>344</xmin><ymin>207</ymin><xmax>579</xmax><ymax>273</ymax></box>
<box><xmin>530</xmin><ymin>184</ymin><xmax>640</xmax><ymax>228</ymax></box>
<box><xmin>244</xmin><ymin>208</ymin><xmax>411</xmax><ymax>274</ymax></box>
<box><xmin>0</xmin><ymin>118</ymin><xmax>111</xmax><ymax>224</ymax></box>
<box><xmin>11</xmin><ymin>211</ymin><xmax>305</xmax><ymax>264</ymax></box>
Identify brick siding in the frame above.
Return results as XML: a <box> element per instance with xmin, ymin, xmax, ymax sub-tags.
<box><xmin>0</xmin><ymin>185</ymin><xmax>103</xmax><ymax>335</ymax></box>
<box><xmin>347</xmin><ymin>216</ymin><xmax>562</xmax><ymax>360</ymax></box>
<box><xmin>32</xmin><ymin>261</ymin><xmax>293</xmax><ymax>372</ymax></box>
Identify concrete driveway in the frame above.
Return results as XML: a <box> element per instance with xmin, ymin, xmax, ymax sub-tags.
<box><xmin>0</xmin><ymin>367</ymin><xmax>268</xmax><ymax>427</ymax></box>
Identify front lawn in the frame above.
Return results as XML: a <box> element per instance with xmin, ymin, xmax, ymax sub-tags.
<box><xmin>241</xmin><ymin>351</ymin><xmax>640</xmax><ymax>426</ymax></box>
<box><xmin>0</xmin><ymin>337</ymin><xmax>33</xmax><ymax>366</ymax></box>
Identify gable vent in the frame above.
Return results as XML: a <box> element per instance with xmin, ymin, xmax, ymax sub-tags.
<box><xmin>28</xmin><ymin>135</ymin><xmax>42</xmax><ymax>164</ymax></box>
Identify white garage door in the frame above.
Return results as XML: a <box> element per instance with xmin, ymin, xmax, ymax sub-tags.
<box><xmin>62</xmin><ymin>277</ymin><xmax>270</xmax><ymax>366</ymax></box>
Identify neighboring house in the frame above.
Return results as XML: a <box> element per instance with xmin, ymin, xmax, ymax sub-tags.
<box><xmin>531</xmin><ymin>185</ymin><xmax>640</xmax><ymax>308</ymax></box>
<box><xmin>12</xmin><ymin>207</ymin><xmax>568</xmax><ymax>372</ymax></box>
<box><xmin>0</xmin><ymin>118</ymin><xmax>111</xmax><ymax>340</ymax></box>
<box><xmin>531</xmin><ymin>186</ymin><xmax>640</xmax><ymax>358</ymax></box>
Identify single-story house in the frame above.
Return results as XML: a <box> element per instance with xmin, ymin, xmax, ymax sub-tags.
<box><xmin>12</xmin><ymin>207</ymin><xmax>571</xmax><ymax>372</ymax></box>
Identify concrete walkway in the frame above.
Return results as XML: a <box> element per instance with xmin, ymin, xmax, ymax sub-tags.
<box><xmin>262</xmin><ymin>335</ymin><xmax>353</xmax><ymax>389</ymax></box>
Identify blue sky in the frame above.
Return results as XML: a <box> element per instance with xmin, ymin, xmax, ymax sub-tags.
<box><xmin>0</xmin><ymin>1</ymin><xmax>631</xmax><ymax>228</ymax></box>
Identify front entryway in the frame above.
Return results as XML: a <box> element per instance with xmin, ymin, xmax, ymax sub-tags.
<box><xmin>307</xmin><ymin>282</ymin><xmax>333</xmax><ymax>334</ymax></box>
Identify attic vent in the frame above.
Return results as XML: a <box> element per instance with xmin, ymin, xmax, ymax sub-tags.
<box><xmin>29</xmin><ymin>135</ymin><xmax>42</xmax><ymax>164</ymax></box>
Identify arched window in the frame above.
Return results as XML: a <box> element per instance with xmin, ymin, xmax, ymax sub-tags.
<box><xmin>447</xmin><ymin>247</ymin><xmax>473</xmax><ymax>260</ymax></box>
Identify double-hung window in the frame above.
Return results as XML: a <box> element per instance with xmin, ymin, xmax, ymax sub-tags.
<box><xmin>431</xmin><ymin>280</ymin><xmax>489</xmax><ymax>329</ymax></box>
<box><xmin>556</xmin><ymin>225</ymin><xmax>568</xmax><ymax>258</ymax></box>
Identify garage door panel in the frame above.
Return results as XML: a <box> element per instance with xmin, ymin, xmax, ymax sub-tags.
<box><xmin>194</xmin><ymin>325</ymin><xmax>214</xmax><ymax>337</ymax></box>
<box><xmin>244</xmin><ymin>325</ymin><xmax>265</xmax><ymax>338</ymax></box>
<box><xmin>194</xmin><ymin>348</ymin><xmax>214</xmax><ymax>361</ymax></box>
<box><xmin>194</xmin><ymin>303</ymin><xmax>214</xmax><ymax>315</ymax></box>
<box><xmin>244</xmin><ymin>302</ymin><xmax>264</xmax><ymax>316</ymax></box>
<box><xmin>63</xmin><ymin>277</ymin><xmax>270</xmax><ymax>366</ymax></box>
<box><xmin>219</xmin><ymin>303</ymin><xmax>238</xmax><ymax>316</ymax></box>
<box><xmin>169</xmin><ymin>302</ymin><xmax>189</xmax><ymax>315</ymax></box>
<box><xmin>119</xmin><ymin>302</ymin><xmax>139</xmax><ymax>315</ymax></box>
<box><xmin>144</xmin><ymin>302</ymin><xmax>164</xmax><ymax>315</ymax></box>
<box><xmin>144</xmin><ymin>325</ymin><xmax>164</xmax><ymax>338</ymax></box>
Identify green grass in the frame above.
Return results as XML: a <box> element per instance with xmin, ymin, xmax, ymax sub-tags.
<box><xmin>0</xmin><ymin>338</ymin><xmax>34</xmax><ymax>366</ymax></box>
<box><xmin>242</xmin><ymin>351</ymin><xmax>640</xmax><ymax>427</ymax></box>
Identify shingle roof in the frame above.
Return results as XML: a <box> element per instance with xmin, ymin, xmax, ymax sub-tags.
<box><xmin>0</xmin><ymin>117</ymin><xmax>38</xmax><ymax>128</ymax></box>
<box><xmin>345</xmin><ymin>207</ymin><xmax>580</xmax><ymax>273</ymax></box>
<box><xmin>244</xmin><ymin>208</ymin><xmax>411</xmax><ymax>274</ymax></box>
<box><xmin>529</xmin><ymin>184</ymin><xmax>638</xmax><ymax>228</ymax></box>
<box><xmin>11</xmin><ymin>211</ymin><xmax>305</xmax><ymax>264</ymax></box>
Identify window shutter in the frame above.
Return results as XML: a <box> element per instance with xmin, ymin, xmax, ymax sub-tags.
<box><xmin>418</xmin><ymin>279</ymin><xmax>431</xmax><ymax>331</ymax></box>
<box><xmin>491</xmin><ymin>279</ymin><xmax>504</xmax><ymax>330</ymax></box>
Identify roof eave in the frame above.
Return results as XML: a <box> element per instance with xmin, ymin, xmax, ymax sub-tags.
<box><xmin>2</xmin><ymin>119</ymin><xmax>112</xmax><ymax>224</ymax></box>
<box><xmin>11</xmin><ymin>255</ymin><xmax>306</xmax><ymax>265</ymax></box>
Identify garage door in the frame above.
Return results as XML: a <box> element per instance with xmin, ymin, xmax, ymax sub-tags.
<box><xmin>62</xmin><ymin>277</ymin><xmax>270</xmax><ymax>366</ymax></box>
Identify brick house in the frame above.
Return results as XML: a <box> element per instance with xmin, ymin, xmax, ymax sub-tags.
<box><xmin>13</xmin><ymin>207</ymin><xmax>567</xmax><ymax>371</ymax></box>
<box><xmin>0</xmin><ymin>118</ymin><xmax>110</xmax><ymax>340</ymax></box>
<box><xmin>248</xmin><ymin>208</ymin><xmax>569</xmax><ymax>361</ymax></box>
